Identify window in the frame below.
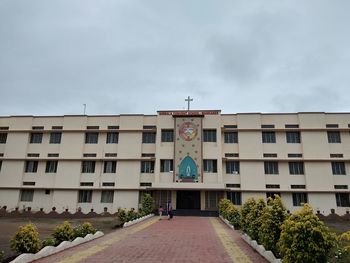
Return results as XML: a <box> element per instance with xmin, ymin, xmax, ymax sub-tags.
<box><xmin>330</xmin><ymin>154</ymin><xmax>343</xmax><ymax>158</ymax></box>
<box><xmin>332</xmin><ymin>162</ymin><xmax>346</xmax><ymax>175</ymax></box>
<box><xmin>45</xmin><ymin>189</ymin><xmax>50</xmax><ymax>195</ymax></box>
<box><xmin>30</xmin><ymin>133</ymin><xmax>43</xmax><ymax>143</ymax></box>
<box><xmin>141</xmin><ymin>161</ymin><xmax>155</xmax><ymax>173</ymax></box>
<box><xmin>143</xmin><ymin>125</ymin><xmax>156</xmax><ymax>129</ymax></box>
<box><xmin>23</xmin><ymin>182</ymin><xmax>35</xmax><ymax>185</ymax></box>
<box><xmin>286</xmin><ymin>132</ymin><xmax>300</xmax><ymax>143</ymax></box>
<box><xmin>288</xmin><ymin>153</ymin><xmax>303</xmax><ymax>158</ymax></box>
<box><xmin>227</xmin><ymin>192</ymin><xmax>241</xmax><ymax>205</ymax></box>
<box><xmin>81</xmin><ymin>161</ymin><xmax>95</xmax><ymax>173</ymax></box>
<box><xmin>32</xmin><ymin>126</ymin><xmax>44</xmax><ymax>130</ymax></box>
<box><xmin>203</xmin><ymin>160</ymin><xmax>217</xmax><ymax>172</ymax></box>
<box><xmin>334</xmin><ymin>185</ymin><xmax>348</xmax><ymax>189</ymax></box>
<box><xmin>261</xmin><ymin>124</ymin><xmax>275</xmax><ymax>128</ymax></box>
<box><xmin>105</xmin><ymin>153</ymin><xmax>118</xmax><ymax>157</ymax></box>
<box><xmin>85</xmin><ymin>132</ymin><xmax>98</xmax><ymax>144</ymax></box>
<box><xmin>86</xmin><ymin>126</ymin><xmax>99</xmax><ymax>130</ymax></box>
<box><xmin>25</xmin><ymin>161</ymin><xmax>38</xmax><ymax>173</ymax></box>
<box><xmin>20</xmin><ymin>190</ymin><xmax>34</xmax><ymax>202</ymax></box>
<box><xmin>285</xmin><ymin>124</ymin><xmax>299</xmax><ymax>128</ymax></box>
<box><xmin>0</xmin><ymin>133</ymin><xmax>7</xmax><ymax>143</ymax></box>
<box><xmin>142</xmin><ymin>132</ymin><xmax>156</xmax><ymax>143</ymax></box>
<box><xmin>107</xmin><ymin>125</ymin><xmax>119</xmax><ymax>129</ymax></box>
<box><xmin>263</xmin><ymin>153</ymin><xmax>277</xmax><ymax>158</ymax></box>
<box><xmin>78</xmin><ymin>190</ymin><xmax>92</xmax><ymax>203</ymax></box>
<box><xmin>142</xmin><ymin>153</ymin><xmax>155</xmax><ymax>157</ymax></box>
<box><xmin>102</xmin><ymin>182</ymin><xmax>115</xmax><ymax>187</ymax></box>
<box><xmin>224</xmin><ymin>132</ymin><xmax>238</xmax><ymax>143</ymax></box>
<box><xmin>203</xmin><ymin>130</ymin><xmax>217</xmax><ymax>142</ymax></box>
<box><xmin>328</xmin><ymin>131</ymin><xmax>341</xmax><ymax>143</ymax></box>
<box><xmin>0</xmin><ymin>160</ymin><xmax>2</xmax><ymax>172</ymax></box>
<box><xmin>160</xmin><ymin>160</ymin><xmax>173</xmax><ymax>172</ymax></box>
<box><xmin>266</xmin><ymin>184</ymin><xmax>280</xmax><ymax>189</ymax></box>
<box><xmin>27</xmin><ymin>153</ymin><xmax>39</xmax><ymax>157</ymax></box>
<box><xmin>140</xmin><ymin>182</ymin><xmax>152</xmax><ymax>187</ymax></box>
<box><xmin>83</xmin><ymin>153</ymin><xmax>96</xmax><ymax>157</ymax></box>
<box><xmin>161</xmin><ymin>129</ymin><xmax>174</xmax><ymax>142</ymax></box>
<box><xmin>264</xmin><ymin>162</ymin><xmax>279</xmax><ymax>174</ymax></box>
<box><xmin>326</xmin><ymin>124</ymin><xmax>339</xmax><ymax>128</ymax></box>
<box><xmin>106</xmin><ymin>132</ymin><xmax>119</xmax><ymax>144</ymax></box>
<box><xmin>226</xmin><ymin>184</ymin><xmax>240</xmax><ymax>188</ymax></box>
<box><xmin>52</xmin><ymin>126</ymin><xmax>63</xmax><ymax>130</ymax></box>
<box><xmin>225</xmin><ymin>153</ymin><xmax>239</xmax><ymax>157</ymax></box>
<box><xmin>104</xmin><ymin>161</ymin><xmax>116</xmax><ymax>173</ymax></box>
<box><xmin>80</xmin><ymin>182</ymin><xmax>93</xmax><ymax>186</ymax></box>
<box><xmin>48</xmin><ymin>153</ymin><xmax>59</xmax><ymax>157</ymax></box>
<box><xmin>336</xmin><ymin>193</ymin><xmax>350</xmax><ymax>207</ymax></box>
<box><xmin>292</xmin><ymin>193</ymin><xmax>308</xmax><ymax>206</ymax></box>
<box><xmin>101</xmin><ymin>190</ymin><xmax>114</xmax><ymax>203</ymax></box>
<box><xmin>205</xmin><ymin>191</ymin><xmax>222</xmax><ymax>209</ymax></box>
<box><xmin>49</xmin><ymin>132</ymin><xmax>62</xmax><ymax>144</ymax></box>
<box><xmin>291</xmin><ymin>185</ymin><xmax>306</xmax><ymax>189</ymax></box>
<box><xmin>45</xmin><ymin>161</ymin><xmax>58</xmax><ymax>173</ymax></box>
<box><xmin>262</xmin><ymin>132</ymin><xmax>276</xmax><ymax>143</ymax></box>
<box><xmin>226</xmin><ymin>161</ymin><xmax>239</xmax><ymax>174</ymax></box>
<box><xmin>289</xmin><ymin>162</ymin><xmax>304</xmax><ymax>175</ymax></box>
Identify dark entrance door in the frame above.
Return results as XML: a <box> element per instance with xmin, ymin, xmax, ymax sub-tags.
<box><xmin>176</xmin><ymin>190</ymin><xmax>200</xmax><ymax>209</ymax></box>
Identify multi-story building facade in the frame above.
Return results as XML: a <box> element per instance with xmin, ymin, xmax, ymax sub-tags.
<box><xmin>0</xmin><ymin>110</ymin><xmax>349</xmax><ymax>215</ymax></box>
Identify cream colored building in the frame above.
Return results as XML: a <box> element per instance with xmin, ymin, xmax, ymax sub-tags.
<box><xmin>0</xmin><ymin>110</ymin><xmax>349</xmax><ymax>215</ymax></box>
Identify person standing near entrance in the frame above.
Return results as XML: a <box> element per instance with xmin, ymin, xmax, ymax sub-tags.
<box><xmin>167</xmin><ymin>201</ymin><xmax>173</xmax><ymax>220</ymax></box>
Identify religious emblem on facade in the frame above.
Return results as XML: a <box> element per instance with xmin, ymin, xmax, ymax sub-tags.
<box><xmin>179</xmin><ymin>122</ymin><xmax>198</xmax><ymax>141</ymax></box>
<box><xmin>179</xmin><ymin>156</ymin><xmax>198</xmax><ymax>179</ymax></box>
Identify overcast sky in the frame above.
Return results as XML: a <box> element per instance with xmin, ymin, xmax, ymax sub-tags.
<box><xmin>1</xmin><ymin>0</ymin><xmax>350</xmax><ymax>116</ymax></box>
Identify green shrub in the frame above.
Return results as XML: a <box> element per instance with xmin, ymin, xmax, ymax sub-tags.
<box><xmin>329</xmin><ymin>231</ymin><xmax>350</xmax><ymax>263</ymax></box>
<box><xmin>226</xmin><ymin>202</ymin><xmax>241</xmax><ymax>229</ymax></box>
<box><xmin>245</xmin><ymin>198</ymin><xmax>266</xmax><ymax>241</ymax></box>
<box><xmin>126</xmin><ymin>209</ymin><xmax>138</xmax><ymax>221</ymax></box>
<box><xmin>240</xmin><ymin>198</ymin><xmax>257</xmax><ymax>233</ymax></box>
<box><xmin>10</xmin><ymin>223</ymin><xmax>42</xmax><ymax>254</ymax></box>
<box><xmin>218</xmin><ymin>198</ymin><xmax>232</xmax><ymax>218</ymax></box>
<box><xmin>141</xmin><ymin>193</ymin><xmax>155</xmax><ymax>215</ymax></box>
<box><xmin>74</xmin><ymin>222</ymin><xmax>97</xmax><ymax>238</ymax></box>
<box><xmin>42</xmin><ymin>237</ymin><xmax>56</xmax><ymax>247</ymax></box>
<box><xmin>117</xmin><ymin>208</ymin><xmax>128</xmax><ymax>225</ymax></box>
<box><xmin>0</xmin><ymin>250</ymin><xmax>4</xmax><ymax>261</ymax></box>
<box><xmin>52</xmin><ymin>221</ymin><xmax>74</xmax><ymax>246</ymax></box>
<box><xmin>278</xmin><ymin>204</ymin><xmax>336</xmax><ymax>263</ymax></box>
<box><xmin>258</xmin><ymin>195</ymin><xmax>288</xmax><ymax>257</ymax></box>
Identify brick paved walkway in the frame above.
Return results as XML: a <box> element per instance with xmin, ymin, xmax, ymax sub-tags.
<box><xmin>33</xmin><ymin>217</ymin><xmax>267</xmax><ymax>263</ymax></box>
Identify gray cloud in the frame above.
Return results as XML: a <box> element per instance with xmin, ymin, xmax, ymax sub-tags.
<box><xmin>1</xmin><ymin>0</ymin><xmax>350</xmax><ymax>115</ymax></box>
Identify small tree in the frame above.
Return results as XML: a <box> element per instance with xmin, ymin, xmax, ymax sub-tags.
<box><xmin>117</xmin><ymin>208</ymin><xmax>127</xmax><ymax>226</ymax></box>
<box><xmin>10</xmin><ymin>223</ymin><xmax>42</xmax><ymax>254</ymax></box>
<box><xmin>278</xmin><ymin>204</ymin><xmax>336</xmax><ymax>263</ymax></box>
<box><xmin>245</xmin><ymin>198</ymin><xmax>266</xmax><ymax>241</ymax></box>
<box><xmin>241</xmin><ymin>198</ymin><xmax>257</xmax><ymax>233</ymax></box>
<box><xmin>218</xmin><ymin>198</ymin><xmax>231</xmax><ymax>218</ymax></box>
<box><xmin>226</xmin><ymin>202</ymin><xmax>241</xmax><ymax>229</ymax></box>
<box><xmin>74</xmin><ymin>222</ymin><xmax>96</xmax><ymax>238</ymax></box>
<box><xmin>52</xmin><ymin>221</ymin><xmax>74</xmax><ymax>246</ymax></box>
<box><xmin>258</xmin><ymin>195</ymin><xmax>288</xmax><ymax>257</ymax></box>
<box><xmin>141</xmin><ymin>193</ymin><xmax>155</xmax><ymax>215</ymax></box>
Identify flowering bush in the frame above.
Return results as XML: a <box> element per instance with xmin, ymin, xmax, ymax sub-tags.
<box><xmin>10</xmin><ymin>223</ymin><xmax>42</xmax><ymax>254</ymax></box>
<box><xmin>278</xmin><ymin>204</ymin><xmax>336</xmax><ymax>263</ymax></box>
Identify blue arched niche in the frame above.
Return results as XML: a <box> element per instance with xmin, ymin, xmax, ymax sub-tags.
<box><xmin>179</xmin><ymin>156</ymin><xmax>198</xmax><ymax>179</ymax></box>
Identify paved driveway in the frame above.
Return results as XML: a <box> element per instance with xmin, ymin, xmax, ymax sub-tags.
<box><xmin>33</xmin><ymin>217</ymin><xmax>267</xmax><ymax>263</ymax></box>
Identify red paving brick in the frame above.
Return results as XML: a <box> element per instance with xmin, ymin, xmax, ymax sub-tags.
<box><xmin>34</xmin><ymin>217</ymin><xmax>267</xmax><ymax>263</ymax></box>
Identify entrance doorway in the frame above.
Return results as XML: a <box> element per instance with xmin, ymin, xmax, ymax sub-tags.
<box><xmin>176</xmin><ymin>190</ymin><xmax>200</xmax><ymax>209</ymax></box>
